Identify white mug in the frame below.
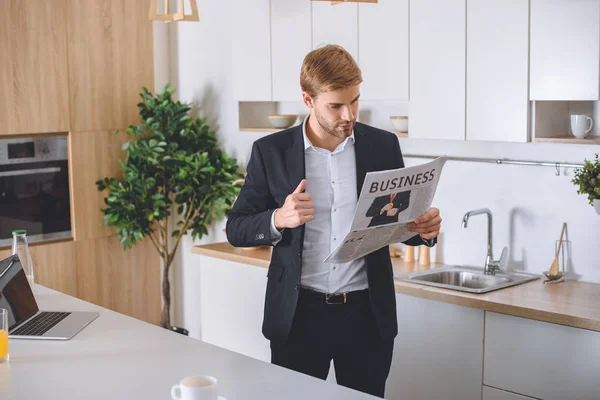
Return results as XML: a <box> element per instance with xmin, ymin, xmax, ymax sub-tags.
<box><xmin>570</xmin><ymin>114</ymin><xmax>593</xmax><ymax>139</ymax></box>
<box><xmin>171</xmin><ymin>375</ymin><xmax>218</xmax><ymax>400</ymax></box>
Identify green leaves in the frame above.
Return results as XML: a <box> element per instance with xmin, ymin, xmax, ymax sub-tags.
<box><xmin>572</xmin><ymin>153</ymin><xmax>600</xmax><ymax>206</ymax></box>
<box><xmin>96</xmin><ymin>84</ymin><xmax>244</xmax><ymax>252</ymax></box>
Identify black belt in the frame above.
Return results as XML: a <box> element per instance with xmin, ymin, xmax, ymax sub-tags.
<box><xmin>299</xmin><ymin>287</ymin><xmax>369</xmax><ymax>305</ymax></box>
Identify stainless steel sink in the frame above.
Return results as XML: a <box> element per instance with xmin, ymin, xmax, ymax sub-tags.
<box><xmin>395</xmin><ymin>266</ymin><xmax>540</xmax><ymax>293</ymax></box>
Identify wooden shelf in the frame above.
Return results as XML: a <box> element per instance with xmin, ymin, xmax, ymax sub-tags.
<box><xmin>193</xmin><ymin>242</ymin><xmax>271</xmax><ymax>268</ymax></box>
<box><xmin>241</xmin><ymin>127</ymin><xmax>407</xmax><ymax>138</ymax></box>
<box><xmin>240</xmin><ymin>128</ymin><xmax>283</xmax><ymax>133</ymax></box>
<box><xmin>534</xmin><ymin>136</ymin><xmax>600</xmax><ymax>145</ymax></box>
<box><xmin>393</xmin><ymin>131</ymin><xmax>408</xmax><ymax>138</ymax></box>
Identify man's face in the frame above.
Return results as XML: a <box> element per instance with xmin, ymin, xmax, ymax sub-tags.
<box><xmin>304</xmin><ymin>85</ymin><xmax>360</xmax><ymax>139</ymax></box>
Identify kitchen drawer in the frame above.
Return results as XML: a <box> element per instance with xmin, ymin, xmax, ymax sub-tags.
<box><xmin>484</xmin><ymin>312</ymin><xmax>600</xmax><ymax>400</ymax></box>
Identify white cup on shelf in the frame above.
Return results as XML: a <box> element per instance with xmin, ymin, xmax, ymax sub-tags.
<box><xmin>171</xmin><ymin>375</ymin><xmax>219</xmax><ymax>400</ymax></box>
<box><xmin>570</xmin><ymin>114</ymin><xmax>593</xmax><ymax>139</ymax></box>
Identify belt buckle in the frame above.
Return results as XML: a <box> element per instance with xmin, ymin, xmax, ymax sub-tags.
<box><xmin>325</xmin><ymin>292</ymin><xmax>347</xmax><ymax>305</ymax></box>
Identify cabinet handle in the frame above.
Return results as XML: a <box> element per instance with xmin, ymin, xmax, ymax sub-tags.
<box><xmin>0</xmin><ymin>167</ymin><xmax>61</xmax><ymax>178</ymax></box>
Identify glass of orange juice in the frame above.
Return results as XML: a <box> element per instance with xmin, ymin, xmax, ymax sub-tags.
<box><xmin>0</xmin><ymin>309</ymin><xmax>8</xmax><ymax>362</ymax></box>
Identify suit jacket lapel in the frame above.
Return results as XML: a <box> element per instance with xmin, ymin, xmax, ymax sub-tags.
<box><xmin>354</xmin><ymin>123</ymin><xmax>371</xmax><ymax>198</ymax></box>
<box><xmin>285</xmin><ymin>125</ymin><xmax>306</xmax><ymax>190</ymax></box>
<box><xmin>285</xmin><ymin>125</ymin><xmax>306</xmax><ymax>246</ymax></box>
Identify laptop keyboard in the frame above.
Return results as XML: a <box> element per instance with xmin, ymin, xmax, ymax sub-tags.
<box><xmin>11</xmin><ymin>311</ymin><xmax>71</xmax><ymax>337</ymax></box>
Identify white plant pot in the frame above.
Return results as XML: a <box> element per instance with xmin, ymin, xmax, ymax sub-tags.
<box><xmin>594</xmin><ymin>199</ymin><xmax>600</xmax><ymax>215</ymax></box>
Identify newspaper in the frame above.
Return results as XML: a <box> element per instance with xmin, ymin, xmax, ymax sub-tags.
<box><xmin>323</xmin><ymin>156</ymin><xmax>447</xmax><ymax>263</ymax></box>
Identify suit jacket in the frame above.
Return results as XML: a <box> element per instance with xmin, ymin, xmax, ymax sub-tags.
<box><xmin>365</xmin><ymin>190</ymin><xmax>411</xmax><ymax>227</ymax></box>
<box><xmin>225</xmin><ymin>122</ymin><xmax>433</xmax><ymax>343</ymax></box>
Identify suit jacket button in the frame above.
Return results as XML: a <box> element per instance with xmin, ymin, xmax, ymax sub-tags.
<box><xmin>294</xmin><ymin>284</ymin><xmax>299</xmax><ymax>291</ymax></box>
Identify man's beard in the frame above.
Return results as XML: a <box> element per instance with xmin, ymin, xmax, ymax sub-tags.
<box><xmin>314</xmin><ymin>110</ymin><xmax>355</xmax><ymax>139</ymax></box>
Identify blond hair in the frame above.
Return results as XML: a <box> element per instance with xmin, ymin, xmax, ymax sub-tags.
<box><xmin>300</xmin><ymin>45</ymin><xmax>363</xmax><ymax>98</ymax></box>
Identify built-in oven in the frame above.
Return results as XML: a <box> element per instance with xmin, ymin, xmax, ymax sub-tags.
<box><xmin>0</xmin><ymin>136</ymin><xmax>72</xmax><ymax>247</ymax></box>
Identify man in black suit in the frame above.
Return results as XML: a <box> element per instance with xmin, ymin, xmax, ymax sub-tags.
<box><xmin>226</xmin><ymin>45</ymin><xmax>441</xmax><ymax>398</ymax></box>
<box><xmin>366</xmin><ymin>190</ymin><xmax>411</xmax><ymax>227</ymax></box>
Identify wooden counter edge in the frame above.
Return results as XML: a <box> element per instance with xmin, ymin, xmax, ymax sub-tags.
<box><xmin>192</xmin><ymin>243</ymin><xmax>270</xmax><ymax>269</ymax></box>
<box><xmin>193</xmin><ymin>243</ymin><xmax>600</xmax><ymax>333</ymax></box>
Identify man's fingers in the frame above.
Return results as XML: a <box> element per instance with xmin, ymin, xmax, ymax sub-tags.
<box><xmin>293</xmin><ymin>200</ymin><xmax>314</xmax><ymax>210</ymax></box>
<box><xmin>414</xmin><ymin>207</ymin><xmax>439</xmax><ymax>224</ymax></box>
<box><xmin>293</xmin><ymin>179</ymin><xmax>307</xmax><ymax>194</ymax></box>
<box><xmin>410</xmin><ymin>216</ymin><xmax>442</xmax><ymax>231</ymax></box>
<box><xmin>297</xmin><ymin>208</ymin><xmax>315</xmax><ymax>216</ymax></box>
<box><xmin>295</xmin><ymin>192</ymin><xmax>312</xmax><ymax>201</ymax></box>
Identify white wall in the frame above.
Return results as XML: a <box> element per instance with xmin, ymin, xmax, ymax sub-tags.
<box><xmin>163</xmin><ymin>0</ymin><xmax>600</xmax><ymax>339</ymax></box>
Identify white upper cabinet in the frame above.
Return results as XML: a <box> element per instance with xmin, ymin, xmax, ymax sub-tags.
<box><xmin>530</xmin><ymin>0</ymin><xmax>600</xmax><ymax>100</ymax></box>
<box><xmin>312</xmin><ymin>2</ymin><xmax>359</xmax><ymax>61</ymax></box>
<box><xmin>358</xmin><ymin>0</ymin><xmax>409</xmax><ymax>101</ymax></box>
<box><xmin>409</xmin><ymin>0</ymin><xmax>466</xmax><ymax>140</ymax></box>
<box><xmin>232</xmin><ymin>0</ymin><xmax>271</xmax><ymax>101</ymax></box>
<box><xmin>271</xmin><ymin>0</ymin><xmax>312</xmax><ymax>102</ymax></box>
<box><xmin>466</xmin><ymin>0</ymin><xmax>529</xmax><ymax>142</ymax></box>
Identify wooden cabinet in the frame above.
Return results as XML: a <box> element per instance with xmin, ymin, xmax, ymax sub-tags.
<box><xmin>232</xmin><ymin>0</ymin><xmax>272</xmax><ymax>101</ymax></box>
<box><xmin>271</xmin><ymin>0</ymin><xmax>312</xmax><ymax>102</ymax></box>
<box><xmin>0</xmin><ymin>241</ymin><xmax>77</xmax><ymax>297</ymax></box>
<box><xmin>75</xmin><ymin>236</ymin><xmax>160</xmax><ymax>325</ymax></box>
<box><xmin>0</xmin><ymin>0</ymin><xmax>70</xmax><ymax>136</ymax></box>
<box><xmin>484</xmin><ymin>312</ymin><xmax>600</xmax><ymax>399</ymax></box>
<box><xmin>466</xmin><ymin>0</ymin><xmax>529</xmax><ymax>142</ymax></box>
<box><xmin>69</xmin><ymin>130</ymin><xmax>128</xmax><ymax>242</ymax></box>
<box><xmin>30</xmin><ymin>240</ymin><xmax>78</xmax><ymax>297</ymax></box>
<box><xmin>483</xmin><ymin>386</ymin><xmax>537</xmax><ymax>400</ymax></box>
<box><xmin>312</xmin><ymin>2</ymin><xmax>358</xmax><ymax>61</ymax></box>
<box><xmin>358</xmin><ymin>0</ymin><xmax>409</xmax><ymax>101</ymax></box>
<box><xmin>409</xmin><ymin>0</ymin><xmax>466</xmax><ymax>140</ymax></box>
<box><xmin>530</xmin><ymin>0</ymin><xmax>600</xmax><ymax>100</ymax></box>
<box><xmin>0</xmin><ymin>8</ymin><xmax>9</xmax><ymax>136</ymax></box>
<box><xmin>386</xmin><ymin>294</ymin><xmax>484</xmax><ymax>400</ymax></box>
<box><xmin>67</xmin><ymin>0</ymin><xmax>154</xmax><ymax>131</ymax></box>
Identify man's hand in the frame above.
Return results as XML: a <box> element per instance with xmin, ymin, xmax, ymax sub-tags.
<box><xmin>380</xmin><ymin>203</ymin><xmax>394</xmax><ymax>215</ymax></box>
<box><xmin>407</xmin><ymin>207</ymin><xmax>441</xmax><ymax>240</ymax></box>
<box><xmin>274</xmin><ymin>179</ymin><xmax>314</xmax><ymax>230</ymax></box>
<box><xmin>386</xmin><ymin>208</ymin><xmax>399</xmax><ymax>217</ymax></box>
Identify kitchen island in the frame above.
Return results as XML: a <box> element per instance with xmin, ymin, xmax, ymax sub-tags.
<box><xmin>0</xmin><ymin>286</ymin><xmax>379</xmax><ymax>400</ymax></box>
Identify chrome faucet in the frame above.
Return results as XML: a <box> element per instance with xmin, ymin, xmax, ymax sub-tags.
<box><xmin>462</xmin><ymin>208</ymin><xmax>508</xmax><ymax>275</ymax></box>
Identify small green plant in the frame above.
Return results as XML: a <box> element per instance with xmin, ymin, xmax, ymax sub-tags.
<box><xmin>97</xmin><ymin>84</ymin><xmax>243</xmax><ymax>329</ymax></box>
<box><xmin>572</xmin><ymin>153</ymin><xmax>600</xmax><ymax>206</ymax></box>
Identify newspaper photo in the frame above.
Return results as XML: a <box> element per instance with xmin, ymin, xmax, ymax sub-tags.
<box><xmin>323</xmin><ymin>156</ymin><xmax>447</xmax><ymax>263</ymax></box>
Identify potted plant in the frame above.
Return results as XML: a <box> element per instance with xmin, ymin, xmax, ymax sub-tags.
<box><xmin>97</xmin><ymin>85</ymin><xmax>243</xmax><ymax>332</ymax></box>
<box><xmin>572</xmin><ymin>153</ymin><xmax>600</xmax><ymax>215</ymax></box>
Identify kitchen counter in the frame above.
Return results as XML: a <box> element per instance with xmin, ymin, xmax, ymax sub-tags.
<box><xmin>1</xmin><ymin>286</ymin><xmax>380</xmax><ymax>400</ymax></box>
<box><xmin>192</xmin><ymin>242</ymin><xmax>600</xmax><ymax>332</ymax></box>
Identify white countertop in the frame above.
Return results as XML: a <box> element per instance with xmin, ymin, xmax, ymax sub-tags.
<box><xmin>0</xmin><ymin>286</ymin><xmax>377</xmax><ymax>400</ymax></box>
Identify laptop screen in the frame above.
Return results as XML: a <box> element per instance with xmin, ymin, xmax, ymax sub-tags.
<box><xmin>0</xmin><ymin>255</ymin><xmax>39</xmax><ymax>330</ymax></box>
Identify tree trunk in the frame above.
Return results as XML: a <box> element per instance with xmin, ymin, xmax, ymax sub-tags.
<box><xmin>160</xmin><ymin>259</ymin><xmax>172</xmax><ymax>329</ymax></box>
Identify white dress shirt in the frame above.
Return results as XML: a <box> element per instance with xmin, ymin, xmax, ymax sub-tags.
<box><xmin>270</xmin><ymin>116</ymin><xmax>368</xmax><ymax>294</ymax></box>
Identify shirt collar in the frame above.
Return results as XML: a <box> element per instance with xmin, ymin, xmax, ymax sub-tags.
<box><xmin>302</xmin><ymin>115</ymin><xmax>355</xmax><ymax>152</ymax></box>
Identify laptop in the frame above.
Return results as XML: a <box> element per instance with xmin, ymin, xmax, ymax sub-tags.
<box><xmin>0</xmin><ymin>254</ymin><xmax>99</xmax><ymax>340</ymax></box>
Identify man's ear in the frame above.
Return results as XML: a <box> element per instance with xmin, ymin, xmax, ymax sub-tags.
<box><xmin>302</xmin><ymin>91</ymin><xmax>315</xmax><ymax>109</ymax></box>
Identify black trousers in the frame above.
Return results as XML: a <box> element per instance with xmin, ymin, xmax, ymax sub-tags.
<box><xmin>270</xmin><ymin>288</ymin><xmax>394</xmax><ymax>398</ymax></box>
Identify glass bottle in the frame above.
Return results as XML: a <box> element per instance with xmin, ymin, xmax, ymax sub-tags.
<box><xmin>11</xmin><ymin>230</ymin><xmax>35</xmax><ymax>292</ymax></box>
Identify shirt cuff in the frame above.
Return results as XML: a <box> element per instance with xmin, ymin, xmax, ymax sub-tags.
<box><xmin>421</xmin><ymin>237</ymin><xmax>435</xmax><ymax>247</ymax></box>
<box><xmin>270</xmin><ymin>209</ymin><xmax>283</xmax><ymax>245</ymax></box>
